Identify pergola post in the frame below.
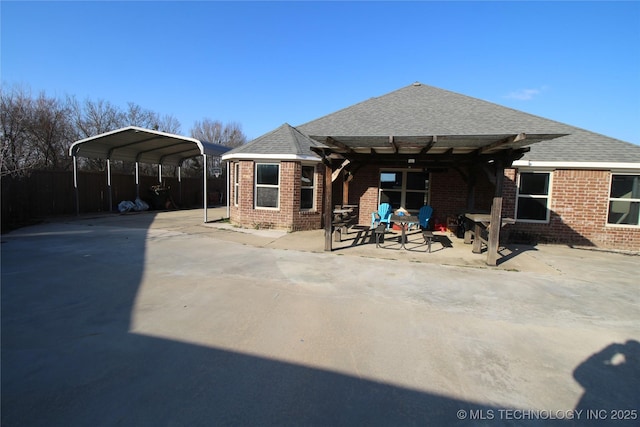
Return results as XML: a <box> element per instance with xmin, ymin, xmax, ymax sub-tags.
<box><xmin>486</xmin><ymin>162</ymin><xmax>505</xmax><ymax>266</ymax></box>
<box><xmin>342</xmin><ymin>176</ymin><xmax>350</xmax><ymax>206</ymax></box>
<box><xmin>324</xmin><ymin>162</ymin><xmax>333</xmax><ymax>251</ymax></box>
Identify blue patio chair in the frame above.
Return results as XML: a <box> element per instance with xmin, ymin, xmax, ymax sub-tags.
<box><xmin>417</xmin><ymin>205</ymin><xmax>433</xmax><ymax>229</ymax></box>
<box><xmin>371</xmin><ymin>203</ymin><xmax>393</xmax><ymax>230</ymax></box>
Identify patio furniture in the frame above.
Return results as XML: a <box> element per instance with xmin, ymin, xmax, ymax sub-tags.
<box><xmin>464</xmin><ymin>213</ymin><xmax>515</xmax><ymax>253</ymax></box>
<box><xmin>371</xmin><ymin>203</ymin><xmax>393</xmax><ymax>230</ymax></box>
<box><xmin>374</xmin><ymin>224</ymin><xmax>386</xmax><ymax>248</ymax></box>
<box><xmin>417</xmin><ymin>205</ymin><xmax>433</xmax><ymax>229</ymax></box>
<box><xmin>390</xmin><ymin>214</ymin><xmax>419</xmax><ymax>249</ymax></box>
<box><xmin>422</xmin><ymin>230</ymin><xmax>434</xmax><ymax>253</ymax></box>
<box><xmin>333</xmin><ymin>205</ymin><xmax>359</xmax><ymax>241</ymax></box>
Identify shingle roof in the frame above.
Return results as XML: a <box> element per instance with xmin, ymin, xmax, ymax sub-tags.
<box><xmin>224</xmin><ymin>83</ymin><xmax>640</xmax><ymax>165</ymax></box>
<box><xmin>222</xmin><ymin>123</ymin><xmax>325</xmax><ymax>160</ymax></box>
<box><xmin>297</xmin><ymin>82</ymin><xmax>640</xmax><ymax>164</ymax></box>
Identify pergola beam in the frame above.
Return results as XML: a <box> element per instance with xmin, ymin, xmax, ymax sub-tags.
<box><xmin>480</xmin><ymin>133</ymin><xmax>526</xmax><ymax>154</ymax></box>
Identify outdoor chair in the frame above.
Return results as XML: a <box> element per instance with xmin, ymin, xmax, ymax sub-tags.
<box><xmin>406</xmin><ymin>205</ymin><xmax>433</xmax><ymax>230</ymax></box>
<box><xmin>371</xmin><ymin>203</ymin><xmax>393</xmax><ymax>230</ymax></box>
<box><xmin>417</xmin><ymin>205</ymin><xmax>433</xmax><ymax>229</ymax></box>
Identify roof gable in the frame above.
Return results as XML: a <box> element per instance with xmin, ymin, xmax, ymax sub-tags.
<box><xmin>222</xmin><ymin>123</ymin><xmax>325</xmax><ymax>160</ymax></box>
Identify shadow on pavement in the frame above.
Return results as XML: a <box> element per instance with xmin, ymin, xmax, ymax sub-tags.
<box><xmin>1</xmin><ymin>214</ymin><xmax>637</xmax><ymax>425</ymax></box>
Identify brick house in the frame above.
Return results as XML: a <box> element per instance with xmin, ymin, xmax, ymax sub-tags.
<box><xmin>222</xmin><ymin>83</ymin><xmax>640</xmax><ymax>253</ymax></box>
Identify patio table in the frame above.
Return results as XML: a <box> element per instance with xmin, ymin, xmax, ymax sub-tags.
<box><xmin>390</xmin><ymin>214</ymin><xmax>419</xmax><ymax>249</ymax></box>
<box><xmin>464</xmin><ymin>213</ymin><xmax>515</xmax><ymax>253</ymax></box>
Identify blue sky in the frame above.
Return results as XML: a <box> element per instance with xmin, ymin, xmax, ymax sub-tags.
<box><xmin>2</xmin><ymin>1</ymin><xmax>639</xmax><ymax>144</ymax></box>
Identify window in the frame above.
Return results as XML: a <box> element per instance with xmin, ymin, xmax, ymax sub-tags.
<box><xmin>379</xmin><ymin>169</ymin><xmax>429</xmax><ymax>211</ymax></box>
<box><xmin>301</xmin><ymin>165</ymin><xmax>315</xmax><ymax>210</ymax></box>
<box><xmin>233</xmin><ymin>163</ymin><xmax>240</xmax><ymax>206</ymax></box>
<box><xmin>608</xmin><ymin>174</ymin><xmax>640</xmax><ymax>226</ymax></box>
<box><xmin>255</xmin><ymin>163</ymin><xmax>279</xmax><ymax>208</ymax></box>
<box><xmin>516</xmin><ymin>172</ymin><xmax>550</xmax><ymax>222</ymax></box>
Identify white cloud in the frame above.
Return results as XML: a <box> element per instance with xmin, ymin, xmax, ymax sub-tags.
<box><xmin>504</xmin><ymin>86</ymin><xmax>548</xmax><ymax>101</ymax></box>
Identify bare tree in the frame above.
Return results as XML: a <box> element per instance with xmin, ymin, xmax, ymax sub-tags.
<box><xmin>28</xmin><ymin>93</ymin><xmax>74</xmax><ymax>171</ymax></box>
<box><xmin>1</xmin><ymin>86</ymin><xmax>73</xmax><ymax>175</ymax></box>
<box><xmin>2</xmin><ymin>83</ymin><xmax>244</xmax><ymax>179</ymax></box>
<box><xmin>188</xmin><ymin>119</ymin><xmax>246</xmax><ymax>178</ymax></box>
<box><xmin>68</xmin><ymin>96</ymin><xmax>124</xmax><ymax>139</ymax></box>
<box><xmin>190</xmin><ymin>119</ymin><xmax>246</xmax><ymax>148</ymax></box>
<box><xmin>1</xmin><ymin>85</ymin><xmax>36</xmax><ymax>176</ymax></box>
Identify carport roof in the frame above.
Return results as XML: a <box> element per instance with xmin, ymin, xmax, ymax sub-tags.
<box><xmin>69</xmin><ymin>126</ymin><xmax>230</xmax><ymax>166</ymax></box>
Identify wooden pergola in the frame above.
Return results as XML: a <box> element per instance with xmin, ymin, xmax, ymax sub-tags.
<box><xmin>310</xmin><ymin>132</ymin><xmax>564</xmax><ymax>265</ymax></box>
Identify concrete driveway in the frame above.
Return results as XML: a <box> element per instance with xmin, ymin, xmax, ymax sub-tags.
<box><xmin>2</xmin><ymin>209</ymin><xmax>639</xmax><ymax>426</ymax></box>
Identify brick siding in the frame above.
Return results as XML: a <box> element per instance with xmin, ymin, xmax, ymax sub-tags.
<box><xmin>230</xmin><ymin>160</ymin><xmax>640</xmax><ymax>251</ymax></box>
<box><xmin>228</xmin><ymin>160</ymin><xmax>322</xmax><ymax>231</ymax></box>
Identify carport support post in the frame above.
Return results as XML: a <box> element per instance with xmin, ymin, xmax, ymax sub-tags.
<box><xmin>73</xmin><ymin>154</ymin><xmax>79</xmax><ymax>216</ymax></box>
<box><xmin>178</xmin><ymin>165</ymin><xmax>183</xmax><ymax>205</ymax></box>
<box><xmin>225</xmin><ymin>160</ymin><xmax>230</xmax><ymax>219</ymax></box>
<box><xmin>203</xmin><ymin>154</ymin><xmax>208</xmax><ymax>223</ymax></box>
<box><xmin>324</xmin><ymin>162</ymin><xmax>333</xmax><ymax>251</ymax></box>
<box><xmin>486</xmin><ymin>162</ymin><xmax>504</xmax><ymax>266</ymax></box>
<box><xmin>107</xmin><ymin>158</ymin><xmax>113</xmax><ymax>212</ymax></box>
<box><xmin>135</xmin><ymin>161</ymin><xmax>140</xmax><ymax>198</ymax></box>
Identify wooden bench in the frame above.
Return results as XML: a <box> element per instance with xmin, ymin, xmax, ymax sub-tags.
<box><xmin>374</xmin><ymin>224</ymin><xmax>386</xmax><ymax>247</ymax></box>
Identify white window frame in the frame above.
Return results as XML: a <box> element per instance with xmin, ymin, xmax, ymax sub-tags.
<box><xmin>515</xmin><ymin>171</ymin><xmax>552</xmax><ymax>223</ymax></box>
<box><xmin>378</xmin><ymin>168</ymin><xmax>430</xmax><ymax>213</ymax></box>
<box><xmin>254</xmin><ymin>162</ymin><xmax>280</xmax><ymax>210</ymax></box>
<box><xmin>607</xmin><ymin>173</ymin><xmax>640</xmax><ymax>227</ymax></box>
<box><xmin>233</xmin><ymin>162</ymin><xmax>240</xmax><ymax>206</ymax></box>
<box><xmin>300</xmin><ymin>164</ymin><xmax>316</xmax><ymax>211</ymax></box>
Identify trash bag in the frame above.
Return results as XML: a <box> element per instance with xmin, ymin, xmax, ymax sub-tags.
<box><xmin>118</xmin><ymin>200</ymin><xmax>136</xmax><ymax>213</ymax></box>
<box><xmin>134</xmin><ymin>197</ymin><xmax>149</xmax><ymax>212</ymax></box>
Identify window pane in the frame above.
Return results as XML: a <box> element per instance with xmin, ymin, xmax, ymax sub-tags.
<box><xmin>519</xmin><ymin>173</ymin><xmax>549</xmax><ymax>195</ymax></box>
<box><xmin>380</xmin><ymin>190</ymin><xmax>401</xmax><ymax>209</ymax></box>
<box><xmin>517</xmin><ymin>198</ymin><xmax>548</xmax><ymax>220</ymax></box>
<box><xmin>301</xmin><ymin>166</ymin><xmax>314</xmax><ymax>187</ymax></box>
<box><xmin>257</xmin><ymin>164</ymin><xmax>279</xmax><ymax>185</ymax></box>
<box><xmin>406</xmin><ymin>172</ymin><xmax>429</xmax><ymax>190</ymax></box>
<box><xmin>611</xmin><ymin>175</ymin><xmax>640</xmax><ymax>199</ymax></box>
<box><xmin>405</xmin><ymin>192</ymin><xmax>427</xmax><ymax>210</ymax></box>
<box><xmin>301</xmin><ymin>188</ymin><xmax>313</xmax><ymax>209</ymax></box>
<box><xmin>608</xmin><ymin>201</ymin><xmax>640</xmax><ymax>225</ymax></box>
<box><xmin>380</xmin><ymin>172</ymin><xmax>402</xmax><ymax>189</ymax></box>
<box><xmin>256</xmin><ymin>187</ymin><xmax>278</xmax><ymax>208</ymax></box>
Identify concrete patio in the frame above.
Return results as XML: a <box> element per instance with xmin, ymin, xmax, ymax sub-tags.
<box><xmin>2</xmin><ymin>208</ymin><xmax>638</xmax><ymax>426</ymax></box>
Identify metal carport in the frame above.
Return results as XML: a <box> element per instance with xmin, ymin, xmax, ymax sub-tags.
<box><xmin>69</xmin><ymin>126</ymin><xmax>230</xmax><ymax>222</ymax></box>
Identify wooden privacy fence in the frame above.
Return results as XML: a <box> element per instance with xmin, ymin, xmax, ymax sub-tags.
<box><xmin>2</xmin><ymin>170</ymin><xmax>226</xmax><ymax>230</ymax></box>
